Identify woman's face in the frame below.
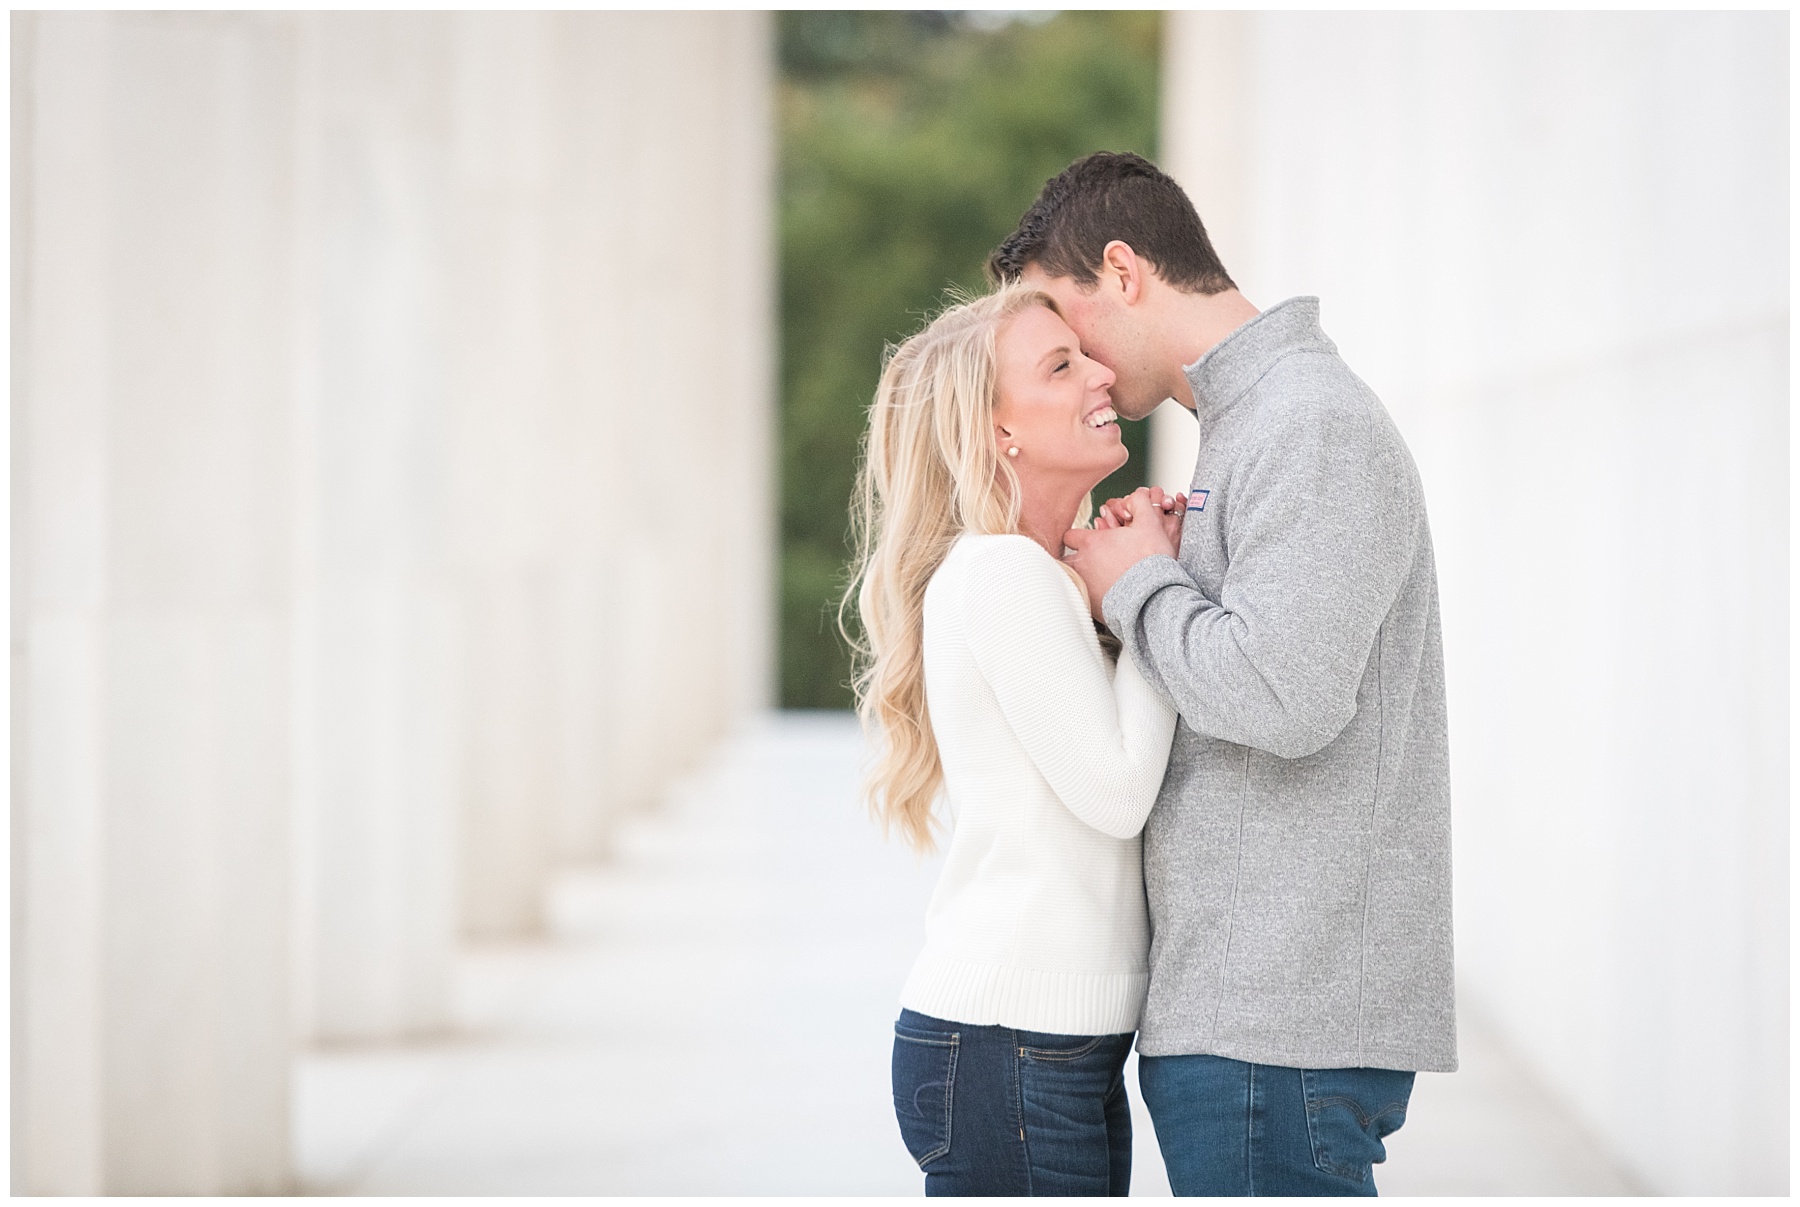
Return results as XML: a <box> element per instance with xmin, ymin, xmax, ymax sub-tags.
<box><xmin>993</xmin><ymin>304</ymin><xmax>1128</xmax><ymax>494</ymax></box>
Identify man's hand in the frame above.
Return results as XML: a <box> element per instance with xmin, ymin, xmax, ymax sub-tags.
<box><xmin>1064</xmin><ymin>487</ymin><xmax>1185</xmax><ymax>620</ymax></box>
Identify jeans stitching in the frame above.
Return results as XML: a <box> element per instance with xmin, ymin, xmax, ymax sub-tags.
<box><xmin>1301</xmin><ymin>1071</ymin><xmax>1401</xmax><ymax>1183</ymax></box>
<box><xmin>1104</xmin><ymin>1062</ymin><xmax>1132</xmax><ymax>1197</ymax></box>
<box><xmin>1011</xmin><ymin>1031</ymin><xmax>1033</xmax><ymax>1195</ymax></box>
<box><xmin>1306</xmin><ymin>1094</ymin><xmax>1371</xmax><ymax>1127</ymax></box>
<box><xmin>1019</xmin><ymin>1034</ymin><xmax>1110</xmax><ymax>1061</ymax></box>
<box><xmin>931</xmin><ymin>1036</ymin><xmax>958</xmax><ymax>1166</ymax></box>
<box><xmin>894</xmin><ymin>1033</ymin><xmax>958</xmax><ymax>1048</ymax></box>
<box><xmin>1245</xmin><ymin>1062</ymin><xmax>1257</xmax><ymax>1197</ymax></box>
<box><xmin>897</xmin><ymin>1030</ymin><xmax>958</xmax><ymax>1168</ymax></box>
<box><xmin>1302</xmin><ymin>1073</ymin><xmax>1360</xmax><ymax>1182</ymax></box>
<box><xmin>1304</xmin><ymin>1094</ymin><xmax>1409</xmax><ymax>1129</ymax></box>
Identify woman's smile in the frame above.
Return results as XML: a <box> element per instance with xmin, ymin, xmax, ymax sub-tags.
<box><xmin>994</xmin><ymin>304</ymin><xmax>1129</xmax><ymax>486</ymax></box>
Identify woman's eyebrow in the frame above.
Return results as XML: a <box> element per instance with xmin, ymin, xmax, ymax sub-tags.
<box><xmin>1038</xmin><ymin>344</ymin><xmax>1074</xmax><ymax>366</ymax></box>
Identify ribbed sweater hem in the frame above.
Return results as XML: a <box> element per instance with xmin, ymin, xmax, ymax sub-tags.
<box><xmin>899</xmin><ymin>951</ymin><xmax>1148</xmax><ymax>1036</ymax></box>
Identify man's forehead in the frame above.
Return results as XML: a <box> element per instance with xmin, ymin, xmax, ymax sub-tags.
<box><xmin>1019</xmin><ymin>264</ymin><xmax>1080</xmax><ymax>298</ymax></box>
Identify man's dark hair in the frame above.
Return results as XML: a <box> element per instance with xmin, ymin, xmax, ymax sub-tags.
<box><xmin>987</xmin><ymin>151</ymin><xmax>1235</xmax><ymax>294</ymax></box>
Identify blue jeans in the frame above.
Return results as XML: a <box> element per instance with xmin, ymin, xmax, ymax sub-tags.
<box><xmin>1139</xmin><ymin>1054</ymin><xmax>1415</xmax><ymax>1196</ymax></box>
<box><xmin>891</xmin><ymin>1009</ymin><xmax>1134</xmax><ymax>1196</ymax></box>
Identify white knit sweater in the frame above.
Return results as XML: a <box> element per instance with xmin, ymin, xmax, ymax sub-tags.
<box><xmin>898</xmin><ymin>533</ymin><xmax>1178</xmax><ymax>1036</ymax></box>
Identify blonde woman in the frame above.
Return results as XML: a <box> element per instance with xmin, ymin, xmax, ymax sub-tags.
<box><xmin>846</xmin><ymin>283</ymin><xmax>1184</xmax><ymax>1196</ymax></box>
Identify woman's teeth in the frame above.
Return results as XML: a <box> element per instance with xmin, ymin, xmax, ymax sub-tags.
<box><xmin>1085</xmin><ymin>407</ymin><xmax>1118</xmax><ymax>429</ymax></box>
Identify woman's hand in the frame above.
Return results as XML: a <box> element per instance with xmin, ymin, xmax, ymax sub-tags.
<box><xmin>1094</xmin><ymin>487</ymin><xmax>1186</xmax><ymax>557</ymax></box>
<box><xmin>1064</xmin><ymin>486</ymin><xmax>1185</xmax><ymax>619</ymax></box>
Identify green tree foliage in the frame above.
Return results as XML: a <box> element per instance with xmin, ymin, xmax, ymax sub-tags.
<box><xmin>779</xmin><ymin>11</ymin><xmax>1162</xmax><ymax>709</ymax></box>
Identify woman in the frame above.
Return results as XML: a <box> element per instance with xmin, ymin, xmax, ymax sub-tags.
<box><xmin>845</xmin><ymin>283</ymin><xmax>1185</xmax><ymax>1196</ymax></box>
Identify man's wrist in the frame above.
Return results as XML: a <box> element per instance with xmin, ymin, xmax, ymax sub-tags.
<box><xmin>1101</xmin><ymin>553</ymin><xmax>1185</xmax><ymax>633</ymax></box>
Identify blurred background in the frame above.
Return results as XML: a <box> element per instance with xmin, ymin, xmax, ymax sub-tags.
<box><xmin>12</xmin><ymin>9</ymin><xmax>1787</xmax><ymax>1196</ymax></box>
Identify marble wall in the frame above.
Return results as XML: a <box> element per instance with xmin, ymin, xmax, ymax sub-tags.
<box><xmin>1158</xmin><ymin>11</ymin><xmax>1787</xmax><ymax>1194</ymax></box>
<box><xmin>12</xmin><ymin>12</ymin><xmax>774</xmax><ymax>1193</ymax></box>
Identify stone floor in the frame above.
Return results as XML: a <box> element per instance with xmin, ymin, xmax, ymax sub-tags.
<box><xmin>294</xmin><ymin>712</ymin><xmax>1641</xmax><ymax>1196</ymax></box>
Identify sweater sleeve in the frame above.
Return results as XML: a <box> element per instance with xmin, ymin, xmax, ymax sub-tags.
<box><xmin>960</xmin><ymin>536</ymin><xmax>1177</xmax><ymax>839</ymax></box>
<box><xmin>1101</xmin><ymin>392</ymin><xmax>1422</xmax><ymax>760</ymax></box>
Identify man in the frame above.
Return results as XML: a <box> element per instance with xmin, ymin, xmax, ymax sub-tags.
<box><xmin>988</xmin><ymin>151</ymin><xmax>1455</xmax><ymax>1196</ymax></box>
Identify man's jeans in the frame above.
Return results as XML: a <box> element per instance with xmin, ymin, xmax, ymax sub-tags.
<box><xmin>1138</xmin><ymin>1053</ymin><xmax>1415</xmax><ymax>1196</ymax></box>
<box><xmin>891</xmin><ymin>1008</ymin><xmax>1134</xmax><ymax>1196</ymax></box>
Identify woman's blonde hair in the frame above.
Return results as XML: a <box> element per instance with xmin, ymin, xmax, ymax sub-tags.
<box><xmin>841</xmin><ymin>283</ymin><xmax>1069</xmax><ymax>853</ymax></box>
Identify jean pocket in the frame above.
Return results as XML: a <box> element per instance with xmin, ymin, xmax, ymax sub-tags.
<box><xmin>1018</xmin><ymin>1031</ymin><xmax>1125</xmax><ymax>1062</ymax></box>
<box><xmin>892</xmin><ymin>1025</ymin><xmax>959</xmax><ymax>1169</ymax></box>
<box><xmin>1300</xmin><ymin>1067</ymin><xmax>1415</xmax><ymax>1184</ymax></box>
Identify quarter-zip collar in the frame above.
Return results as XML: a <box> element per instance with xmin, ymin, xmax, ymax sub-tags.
<box><xmin>1181</xmin><ymin>296</ymin><xmax>1335</xmax><ymax>420</ymax></box>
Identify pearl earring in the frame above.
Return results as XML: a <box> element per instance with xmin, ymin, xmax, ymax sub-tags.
<box><xmin>1006</xmin><ymin>446</ymin><xmax>1019</xmax><ymax>458</ymax></box>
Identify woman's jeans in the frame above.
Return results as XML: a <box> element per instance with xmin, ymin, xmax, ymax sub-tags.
<box><xmin>891</xmin><ymin>1008</ymin><xmax>1134</xmax><ymax>1196</ymax></box>
<box><xmin>1138</xmin><ymin>1053</ymin><xmax>1415</xmax><ymax>1196</ymax></box>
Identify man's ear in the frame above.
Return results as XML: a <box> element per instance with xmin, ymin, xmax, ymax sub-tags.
<box><xmin>1100</xmin><ymin>240</ymin><xmax>1145</xmax><ymax>305</ymax></box>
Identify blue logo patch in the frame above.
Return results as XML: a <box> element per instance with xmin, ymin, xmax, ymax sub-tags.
<box><xmin>1187</xmin><ymin>489</ymin><xmax>1210</xmax><ymax>513</ymax></box>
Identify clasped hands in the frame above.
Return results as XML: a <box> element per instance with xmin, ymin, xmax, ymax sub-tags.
<box><xmin>1062</xmin><ymin>486</ymin><xmax>1186</xmax><ymax>621</ymax></box>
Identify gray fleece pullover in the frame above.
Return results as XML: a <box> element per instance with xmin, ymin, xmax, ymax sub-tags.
<box><xmin>1103</xmin><ymin>297</ymin><xmax>1457</xmax><ymax>1073</ymax></box>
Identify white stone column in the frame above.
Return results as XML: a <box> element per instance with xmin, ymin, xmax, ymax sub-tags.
<box><xmin>536</xmin><ymin>13</ymin><xmax>633</xmax><ymax>862</ymax></box>
<box><xmin>13</xmin><ymin>12</ymin><xmax>297</xmax><ymax>1193</ymax></box>
<box><xmin>287</xmin><ymin>12</ymin><xmax>776</xmax><ymax>957</ymax></box>
<box><xmin>13</xmin><ymin>9</ymin><xmax>779</xmax><ymax>1187</ymax></box>
<box><xmin>13</xmin><ymin>12</ymin><xmax>109</xmax><ymax>1191</ymax></box>
<box><xmin>443</xmin><ymin>12</ymin><xmax>561</xmax><ymax>937</ymax></box>
<box><xmin>707</xmin><ymin>11</ymin><xmax>779</xmax><ymax>730</ymax></box>
<box><xmin>1149</xmin><ymin>11</ymin><xmax>1252</xmax><ymax>494</ymax></box>
<box><xmin>290</xmin><ymin>13</ymin><xmax>459</xmax><ymax>1040</ymax></box>
<box><xmin>447</xmin><ymin>12</ymin><xmax>777</xmax><ymax>895</ymax></box>
<box><xmin>592</xmin><ymin>12</ymin><xmax>777</xmax><ymax>824</ymax></box>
